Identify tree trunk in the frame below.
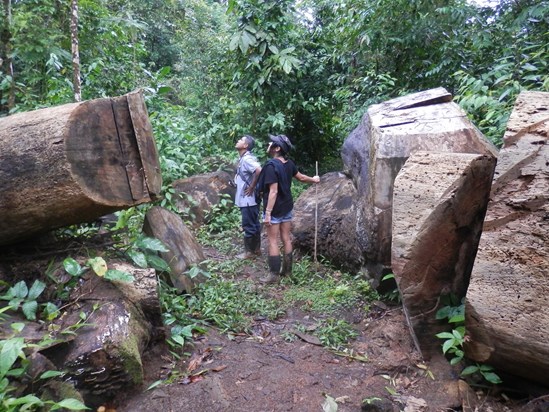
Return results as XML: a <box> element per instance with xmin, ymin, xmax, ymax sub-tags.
<box><xmin>143</xmin><ymin>206</ymin><xmax>207</xmax><ymax>293</ymax></box>
<box><xmin>1</xmin><ymin>0</ymin><xmax>15</xmax><ymax>113</ymax></box>
<box><xmin>46</xmin><ymin>274</ymin><xmax>153</xmax><ymax>408</ymax></box>
<box><xmin>0</xmin><ymin>90</ymin><xmax>162</xmax><ymax>245</ymax></box>
<box><xmin>70</xmin><ymin>0</ymin><xmax>81</xmax><ymax>102</ymax></box>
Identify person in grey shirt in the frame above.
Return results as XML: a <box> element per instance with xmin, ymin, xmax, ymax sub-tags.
<box><xmin>234</xmin><ymin>135</ymin><xmax>262</xmax><ymax>259</ymax></box>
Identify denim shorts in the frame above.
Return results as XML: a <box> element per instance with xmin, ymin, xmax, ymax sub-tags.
<box><xmin>265</xmin><ymin>210</ymin><xmax>293</xmax><ymax>224</ymax></box>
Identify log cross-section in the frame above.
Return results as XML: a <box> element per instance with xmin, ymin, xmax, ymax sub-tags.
<box><xmin>0</xmin><ymin>90</ymin><xmax>162</xmax><ymax>246</ymax></box>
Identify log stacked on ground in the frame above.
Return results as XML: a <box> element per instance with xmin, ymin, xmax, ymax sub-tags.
<box><xmin>0</xmin><ymin>90</ymin><xmax>161</xmax><ymax>245</ymax></box>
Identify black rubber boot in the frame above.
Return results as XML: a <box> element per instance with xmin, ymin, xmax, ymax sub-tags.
<box><xmin>252</xmin><ymin>233</ymin><xmax>262</xmax><ymax>256</ymax></box>
<box><xmin>281</xmin><ymin>252</ymin><xmax>293</xmax><ymax>276</ymax></box>
<box><xmin>260</xmin><ymin>255</ymin><xmax>281</xmax><ymax>284</ymax></box>
<box><xmin>236</xmin><ymin>237</ymin><xmax>255</xmax><ymax>259</ymax></box>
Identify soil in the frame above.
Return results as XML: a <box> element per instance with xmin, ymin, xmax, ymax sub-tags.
<box><xmin>2</xmin><ymin>234</ymin><xmax>547</xmax><ymax>412</ymax></box>
<box><xmin>113</xmin><ymin>245</ymin><xmax>546</xmax><ymax>412</ymax></box>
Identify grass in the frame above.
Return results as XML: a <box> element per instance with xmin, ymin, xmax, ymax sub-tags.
<box><xmin>160</xmin><ymin>216</ymin><xmax>382</xmax><ymax>354</ymax></box>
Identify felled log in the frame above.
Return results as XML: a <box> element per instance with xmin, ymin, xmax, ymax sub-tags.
<box><xmin>465</xmin><ymin>91</ymin><xmax>549</xmax><ymax>385</ymax></box>
<box><xmin>0</xmin><ymin>90</ymin><xmax>161</xmax><ymax>245</ymax></box>
<box><xmin>340</xmin><ymin>87</ymin><xmax>498</xmax><ymax>282</ymax></box>
<box><xmin>143</xmin><ymin>206</ymin><xmax>206</xmax><ymax>293</ymax></box>
<box><xmin>391</xmin><ymin>151</ymin><xmax>496</xmax><ymax>358</ymax></box>
<box><xmin>48</xmin><ymin>273</ymin><xmax>152</xmax><ymax>408</ymax></box>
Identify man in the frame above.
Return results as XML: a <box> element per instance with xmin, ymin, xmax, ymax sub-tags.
<box><xmin>234</xmin><ymin>135</ymin><xmax>262</xmax><ymax>259</ymax></box>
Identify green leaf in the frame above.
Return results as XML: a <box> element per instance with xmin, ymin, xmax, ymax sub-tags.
<box><xmin>435</xmin><ymin>332</ymin><xmax>454</xmax><ymax>339</ymax></box>
<box><xmin>442</xmin><ymin>339</ymin><xmax>455</xmax><ymax>354</ymax></box>
<box><xmin>482</xmin><ymin>372</ymin><xmax>502</xmax><ymax>384</ymax></box>
<box><xmin>146</xmin><ymin>255</ymin><xmax>171</xmax><ymax>272</ymax></box>
<box><xmin>10</xmin><ymin>323</ymin><xmax>25</xmax><ymax>333</ymax></box>
<box><xmin>63</xmin><ymin>258</ymin><xmax>83</xmax><ymax>277</ymax></box>
<box><xmin>51</xmin><ymin>398</ymin><xmax>90</xmax><ymax>410</ymax></box>
<box><xmin>104</xmin><ymin>270</ymin><xmax>135</xmax><ymax>283</ymax></box>
<box><xmin>146</xmin><ymin>380</ymin><xmax>163</xmax><ymax>391</ymax></box>
<box><xmin>43</xmin><ymin>302</ymin><xmax>60</xmax><ymax>321</ymax></box>
<box><xmin>460</xmin><ymin>365</ymin><xmax>479</xmax><ymax>376</ymax></box>
<box><xmin>229</xmin><ymin>33</ymin><xmax>240</xmax><ymax>51</ymax></box>
<box><xmin>128</xmin><ymin>249</ymin><xmax>148</xmax><ymax>268</ymax></box>
<box><xmin>40</xmin><ymin>370</ymin><xmax>65</xmax><ymax>379</ymax></box>
<box><xmin>27</xmin><ymin>280</ymin><xmax>46</xmax><ymax>300</ymax></box>
<box><xmin>87</xmin><ymin>257</ymin><xmax>108</xmax><ymax>277</ymax></box>
<box><xmin>22</xmin><ymin>300</ymin><xmax>38</xmax><ymax>320</ymax></box>
<box><xmin>171</xmin><ymin>335</ymin><xmax>185</xmax><ymax>346</ymax></box>
<box><xmin>11</xmin><ymin>281</ymin><xmax>29</xmax><ymax>299</ymax></box>
<box><xmin>450</xmin><ymin>356</ymin><xmax>462</xmax><ymax>365</ymax></box>
<box><xmin>0</xmin><ymin>337</ymin><xmax>26</xmax><ymax>379</ymax></box>
<box><xmin>8</xmin><ymin>298</ymin><xmax>23</xmax><ymax>310</ymax></box>
<box><xmin>135</xmin><ymin>237</ymin><xmax>170</xmax><ymax>252</ymax></box>
<box><xmin>5</xmin><ymin>394</ymin><xmax>43</xmax><ymax>407</ymax></box>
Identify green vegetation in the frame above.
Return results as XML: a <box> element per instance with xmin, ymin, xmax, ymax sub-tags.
<box><xmin>1</xmin><ymin>0</ymin><xmax>544</xmax><ymax>406</ymax></box>
<box><xmin>436</xmin><ymin>294</ymin><xmax>502</xmax><ymax>385</ymax></box>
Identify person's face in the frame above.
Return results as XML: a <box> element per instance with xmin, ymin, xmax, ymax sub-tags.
<box><xmin>235</xmin><ymin>136</ymin><xmax>248</xmax><ymax>150</ymax></box>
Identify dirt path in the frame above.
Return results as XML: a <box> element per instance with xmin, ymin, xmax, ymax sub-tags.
<box><xmin>114</xmin><ymin>247</ymin><xmax>527</xmax><ymax>412</ymax></box>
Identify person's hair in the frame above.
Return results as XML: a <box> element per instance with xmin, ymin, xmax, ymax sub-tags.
<box><xmin>243</xmin><ymin>135</ymin><xmax>255</xmax><ymax>151</ymax></box>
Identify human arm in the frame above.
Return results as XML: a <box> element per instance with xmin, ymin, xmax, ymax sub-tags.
<box><xmin>263</xmin><ymin>182</ymin><xmax>278</xmax><ymax>225</ymax></box>
<box><xmin>294</xmin><ymin>171</ymin><xmax>320</xmax><ymax>184</ymax></box>
<box><xmin>244</xmin><ymin>166</ymin><xmax>262</xmax><ymax>197</ymax></box>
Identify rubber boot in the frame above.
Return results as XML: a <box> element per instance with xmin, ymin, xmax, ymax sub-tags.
<box><xmin>252</xmin><ymin>233</ymin><xmax>262</xmax><ymax>256</ymax></box>
<box><xmin>281</xmin><ymin>252</ymin><xmax>293</xmax><ymax>276</ymax></box>
<box><xmin>260</xmin><ymin>255</ymin><xmax>281</xmax><ymax>284</ymax></box>
<box><xmin>236</xmin><ymin>237</ymin><xmax>255</xmax><ymax>259</ymax></box>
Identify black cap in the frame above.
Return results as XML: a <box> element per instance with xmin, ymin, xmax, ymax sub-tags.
<box><xmin>268</xmin><ymin>134</ymin><xmax>293</xmax><ymax>154</ymax></box>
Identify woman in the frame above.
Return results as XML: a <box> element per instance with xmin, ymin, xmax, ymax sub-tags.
<box><xmin>260</xmin><ymin>134</ymin><xmax>320</xmax><ymax>284</ymax></box>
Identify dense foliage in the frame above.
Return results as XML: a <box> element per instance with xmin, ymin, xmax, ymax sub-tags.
<box><xmin>1</xmin><ymin>0</ymin><xmax>548</xmax><ymax>171</ymax></box>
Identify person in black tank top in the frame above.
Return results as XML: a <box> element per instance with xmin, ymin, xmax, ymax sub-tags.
<box><xmin>259</xmin><ymin>134</ymin><xmax>320</xmax><ymax>284</ymax></box>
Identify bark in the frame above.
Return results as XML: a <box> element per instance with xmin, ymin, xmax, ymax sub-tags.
<box><xmin>1</xmin><ymin>0</ymin><xmax>15</xmax><ymax>113</ymax></box>
<box><xmin>465</xmin><ymin>91</ymin><xmax>549</xmax><ymax>386</ymax></box>
<box><xmin>70</xmin><ymin>0</ymin><xmax>81</xmax><ymax>102</ymax></box>
<box><xmin>391</xmin><ymin>151</ymin><xmax>496</xmax><ymax>358</ymax></box>
<box><xmin>47</xmin><ymin>273</ymin><xmax>152</xmax><ymax>408</ymax></box>
<box><xmin>143</xmin><ymin>206</ymin><xmax>207</xmax><ymax>293</ymax></box>
<box><xmin>0</xmin><ymin>90</ymin><xmax>162</xmax><ymax>245</ymax></box>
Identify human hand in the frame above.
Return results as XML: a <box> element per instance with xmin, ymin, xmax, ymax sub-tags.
<box><xmin>312</xmin><ymin>175</ymin><xmax>320</xmax><ymax>183</ymax></box>
<box><xmin>244</xmin><ymin>186</ymin><xmax>253</xmax><ymax>196</ymax></box>
<box><xmin>264</xmin><ymin>211</ymin><xmax>272</xmax><ymax>226</ymax></box>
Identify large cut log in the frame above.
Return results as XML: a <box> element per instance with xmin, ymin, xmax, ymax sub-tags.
<box><xmin>391</xmin><ymin>152</ymin><xmax>496</xmax><ymax>358</ymax></box>
<box><xmin>143</xmin><ymin>206</ymin><xmax>207</xmax><ymax>293</ymax></box>
<box><xmin>340</xmin><ymin>87</ymin><xmax>498</xmax><ymax>281</ymax></box>
<box><xmin>465</xmin><ymin>91</ymin><xmax>549</xmax><ymax>385</ymax></box>
<box><xmin>45</xmin><ymin>273</ymin><xmax>153</xmax><ymax>409</ymax></box>
<box><xmin>293</xmin><ymin>172</ymin><xmax>362</xmax><ymax>272</ymax></box>
<box><xmin>0</xmin><ymin>90</ymin><xmax>161</xmax><ymax>245</ymax></box>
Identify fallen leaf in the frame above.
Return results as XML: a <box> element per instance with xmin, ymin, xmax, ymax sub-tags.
<box><xmin>186</xmin><ymin>348</ymin><xmax>213</xmax><ymax>373</ymax></box>
<box><xmin>293</xmin><ymin>330</ymin><xmax>322</xmax><ymax>346</ymax></box>
<box><xmin>322</xmin><ymin>394</ymin><xmax>338</xmax><ymax>412</ymax></box>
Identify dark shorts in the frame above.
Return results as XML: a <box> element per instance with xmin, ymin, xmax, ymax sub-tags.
<box><xmin>264</xmin><ymin>210</ymin><xmax>292</xmax><ymax>224</ymax></box>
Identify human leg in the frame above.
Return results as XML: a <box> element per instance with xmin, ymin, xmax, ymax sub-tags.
<box><xmin>280</xmin><ymin>221</ymin><xmax>293</xmax><ymax>276</ymax></box>
<box><xmin>237</xmin><ymin>206</ymin><xmax>260</xmax><ymax>259</ymax></box>
<box><xmin>260</xmin><ymin>223</ymin><xmax>281</xmax><ymax>284</ymax></box>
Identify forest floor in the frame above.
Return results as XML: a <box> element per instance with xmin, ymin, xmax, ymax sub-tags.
<box><xmin>1</xmin><ymin>230</ymin><xmax>546</xmax><ymax>412</ymax></box>
<box><xmin>113</xmin><ymin>238</ymin><xmax>545</xmax><ymax>412</ymax></box>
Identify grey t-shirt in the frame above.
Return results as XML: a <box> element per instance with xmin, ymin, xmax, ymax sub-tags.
<box><xmin>235</xmin><ymin>151</ymin><xmax>260</xmax><ymax>207</ymax></box>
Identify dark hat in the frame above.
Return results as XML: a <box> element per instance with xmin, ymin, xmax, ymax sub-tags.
<box><xmin>268</xmin><ymin>134</ymin><xmax>293</xmax><ymax>154</ymax></box>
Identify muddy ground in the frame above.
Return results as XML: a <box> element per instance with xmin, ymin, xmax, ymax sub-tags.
<box><xmin>114</xmin><ymin>244</ymin><xmax>547</xmax><ymax>412</ymax></box>
<box><xmin>1</xmin><ymin>233</ymin><xmax>547</xmax><ymax>412</ymax></box>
